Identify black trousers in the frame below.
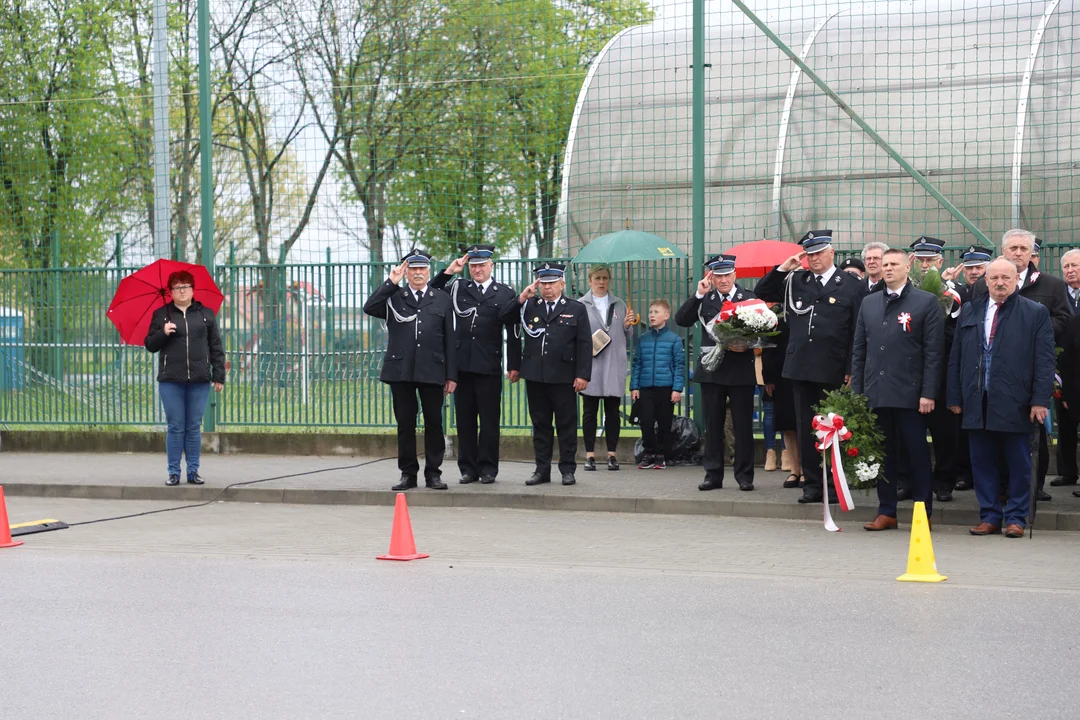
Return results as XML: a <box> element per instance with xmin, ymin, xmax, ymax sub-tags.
<box><xmin>701</xmin><ymin>383</ymin><xmax>754</xmax><ymax>484</ymax></box>
<box><xmin>581</xmin><ymin>394</ymin><xmax>621</xmax><ymax>454</ymax></box>
<box><xmin>792</xmin><ymin>380</ymin><xmax>839</xmax><ymax>492</ymax></box>
<box><xmin>455</xmin><ymin>371</ymin><xmax>502</xmax><ymax>478</ymax></box>
<box><xmin>1058</xmin><ymin>398</ymin><xmax>1079</xmax><ymax>482</ymax></box>
<box><xmin>876</xmin><ymin>407</ymin><xmax>934</xmax><ymax>517</ymax></box>
<box><xmin>390</xmin><ymin>381</ymin><xmax>445</xmax><ymax>479</ymax></box>
<box><xmin>925</xmin><ymin>402</ymin><xmax>960</xmax><ymax>495</ymax></box>
<box><xmin>526</xmin><ymin>381</ymin><xmax>579</xmax><ymax>477</ymax></box>
<box><xmin>638</xmin><ymin>386</ymin><xmax>674</xmax><ymax>456</ymax></box>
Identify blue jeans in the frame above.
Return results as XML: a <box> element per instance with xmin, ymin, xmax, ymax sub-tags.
<box><xmin>159</xmin><ymin>381</ymin><xmax>211</xmax><ymax>477</ymax></box>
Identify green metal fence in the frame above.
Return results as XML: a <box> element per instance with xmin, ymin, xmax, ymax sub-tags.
<box><xmin>0</xmin><ymin>258</ymin><xmax>695</xmax><ymax>428</ymax></box>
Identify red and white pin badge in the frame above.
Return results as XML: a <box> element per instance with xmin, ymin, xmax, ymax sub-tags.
<box><xmin>898</xmin><ymin>312</ymin><xmax>912</xmax><ymax>332</ymax></box>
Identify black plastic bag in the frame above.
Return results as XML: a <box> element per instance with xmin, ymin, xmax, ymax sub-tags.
<box><xmin>633</xmin><ymin>415</ymin><xmax>703</xmax><ymax>466</ymax></box>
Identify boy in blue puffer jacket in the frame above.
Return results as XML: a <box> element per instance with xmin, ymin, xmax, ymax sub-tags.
<box><xmin>630</xmin><ymin>299</ymin><xmax>687</xmax><ymax>469</ymax></box>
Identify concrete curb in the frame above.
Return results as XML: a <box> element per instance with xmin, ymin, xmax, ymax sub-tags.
<box><xmin>3</xmin><ymin>481</ymin><xmax>1076</xmax><ymax>531</ymax></box>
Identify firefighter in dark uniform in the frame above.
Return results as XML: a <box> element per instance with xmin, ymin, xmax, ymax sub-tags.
<box><xmin>755</xmin><ymin>230</ymin><xmax>868</xmax><ymax>504</ymax></box>
<box><xmin>501</xmin><ymin>263</ymin><xmax>592</xmax><ymax>486</ymax></box>
<box><xmin>675</xmin><ymin>254</ymin><xmax>758</xmax><ymax>491</ymax></box>
<box><xmin>430</xmin><ymin>244</ymin><xmax>520</xmax><ymax>484</ymax></box>
<box><xmin>363</xmin><ymin>250</ymin><xmax>457</xmax><ymax>491</ymax></box>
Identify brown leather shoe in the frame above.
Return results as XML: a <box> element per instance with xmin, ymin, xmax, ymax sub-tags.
<box><xmin>863</xmin><ymin>515</ymin><xmax>898</xmax><ymax>531</ymax></box>
<box><xmin>969</xmin><ymin>522</ymin><xmax>1002</xmax><ymax>535</ymax></box>
<box><xmin>1004</xmin><ymin>523</ymin><xmax>1025</xmax><ymax>538</ymax></box>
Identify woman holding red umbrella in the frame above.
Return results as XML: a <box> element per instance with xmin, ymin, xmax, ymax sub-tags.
<box><xmin>144</xmin><ymin>270</ymin><xmax>226</xmax><ymax>486</ymax></box>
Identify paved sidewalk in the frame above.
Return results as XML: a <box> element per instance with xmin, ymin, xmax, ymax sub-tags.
<box><xmin>4</xmin><ymin>451</ymin><xmax>1080</xmax><ymax>529</ymax></box>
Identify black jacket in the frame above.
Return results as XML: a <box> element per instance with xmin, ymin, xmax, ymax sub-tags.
<box><xmin>1058</xmin><ymin>314</ymin><xmax>1080</xmax><ymax>407</ymax></box>
<box><xmin>755</xmin><ymin>266</ymin><xmax>867</xmax><ymax>386</ymax></box>
<box><xmin>430</xmin><ymin>271</ymin><xmax>521</xmax><ymax>376</ymax></box>
<box><xmin>674</xmin><ymin>284</ymin><xmax>758</xmax><ymax>387</ymax></box>
<box><xmin>501</xmin><ymin>294</ymin><xmax>592</xmax><ymax>384</ymax></box>
<box><xmin>145</xmin><ymin>301</ymin><xmax>226</xmax><ymax>384</ymax></box>
<box><xmin>971</xmin><ymin>263</ymin><xmax>1072</xmax><ymax>342</ymax></box>
<box><xmin>851</xmin><ymin>284</ymin><xmax>944</xmax><ymax>409</ymax></box>
<box><xmin>363</xmin><ymin>280</ymin><xmax>457</xmax><ymax>385</ymax></box>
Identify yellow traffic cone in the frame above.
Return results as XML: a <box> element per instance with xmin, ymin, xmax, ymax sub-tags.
<box><xmin>897</xmin><ymin>501</ymin><xmax>946</xmax><ymax>583</ymax></box>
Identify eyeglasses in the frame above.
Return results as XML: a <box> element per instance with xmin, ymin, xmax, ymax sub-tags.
<box><xmin>170</xmin><ymin>285</ymin><xmax>193</xmax><ymax>292</ymax></box>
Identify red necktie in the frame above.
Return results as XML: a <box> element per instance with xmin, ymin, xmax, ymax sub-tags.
<box><xmin>989</xmin><ymin>302</ymin><xmax>1003</xmax><ymax>345</ymax></box>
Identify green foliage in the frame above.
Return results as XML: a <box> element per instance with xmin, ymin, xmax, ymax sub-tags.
<box><xmin>815</xmin><ymin>386</ymin><xmax>886</xmax><ymax>492</ymax></box>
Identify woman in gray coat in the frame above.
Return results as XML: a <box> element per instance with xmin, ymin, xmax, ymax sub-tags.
<box><xmin>579</xmin><ymin>265</ymin><xmax>636</xmax><ymax>471</ymax></box>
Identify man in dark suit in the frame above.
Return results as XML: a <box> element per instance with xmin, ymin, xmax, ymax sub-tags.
<box><xmin>430</xmin><ymin>244</ymin><xmax>520</xmax><ymax>485</ymax></box>
<box><xmin>675</xmin><ymin>254</ymin><xmax>758</xmax><ymax>491</ymax></box>
<box><xmin>852</xmin><ymin>249</ymin><xmax>944</xmax><ymax>530</ymax></box>
<box><xmin>948</xmin><ymin>258</ymin><xmax>1055</xmax><ymax>537</ymax></box>
<box><xmin>502</xmin><ymin>263</ymin><xmax>592</xmax><ymax>486</ymax></box>
<box><xmin>969</xmin><ymin>229</ymin><xmax>1070</xmax><ymax>501</ymax></box>
<box><xmin>755</xmin><ymin>230</ymin><xmax>868</xmax><ymax>504</ymax></box>
<box><xmin>363</xmin><ymin>249</ymin><xmax>457</xmax><ymax>491</ymax></box>
<box><xmin>1052</xmin><ymin>249</ymin><xmax>1080</xmax><ymax>491</ymax></box>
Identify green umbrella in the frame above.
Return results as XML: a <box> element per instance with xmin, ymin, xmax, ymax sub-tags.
<box><xmin>570</xmin><ymin>229</ymin><xmax>687</xmax><ymax>325</ymax></box>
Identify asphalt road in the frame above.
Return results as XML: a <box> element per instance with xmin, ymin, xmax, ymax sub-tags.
<box><xmin>2</xmin><ymin>499</ymin><xmax>1078</xmax><ymax>719</ymax></box>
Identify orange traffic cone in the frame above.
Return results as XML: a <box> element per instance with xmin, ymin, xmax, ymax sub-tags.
<box><xmin>376</xmin><ymin>493</ymin><xmax>428</xmax><ymax>561</ymax></box>
<box><xmin>0</xmin><ymin>486</ymin><xmax>24</xmax><ymax>549</ymax></box>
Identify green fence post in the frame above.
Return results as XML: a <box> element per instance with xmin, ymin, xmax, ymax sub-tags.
<box><xmin>325</xmin><ymin>247</ymin><xmax>335</xmax><ymax>353</ymax></box>
<box><xmin>199</xmin><ymin>0</ymin><xmax>216</xmax><ymax>431</ymax></box>
<box><xmin>691</xmin><ymin>0</ymin><xmax>706</xmax><ymax>427</ymax></box>
<box><xmin>50</xmin><ymin>230</ymin><xmax>63</xmax><ymax>380</ymax></box>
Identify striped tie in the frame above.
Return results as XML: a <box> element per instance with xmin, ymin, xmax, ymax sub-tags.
<box><xmin>989</xmin><ymin>302</ymin><xmax>1003</xmax><ymax>346</ymax></box>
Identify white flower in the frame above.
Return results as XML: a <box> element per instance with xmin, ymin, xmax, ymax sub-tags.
<box><xmin>853</xmin><ymin>460</ymin><xmax>881</xmax><ymax>484</ymax></box>
<box><xmin>734</xmin><ymin>304</ymin><xmax>778</xmax><ymax>332</ymax></box>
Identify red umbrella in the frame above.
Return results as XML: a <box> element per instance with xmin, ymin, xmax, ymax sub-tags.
<box><xmin>107</xmin><ymin>259</ymin><xmax>224</xmax><ymax>345</ymax></box>
<box><xmin>728</xmin><ymin>239</ymin><xmax>807</xmax><ymax>277</ymax></box>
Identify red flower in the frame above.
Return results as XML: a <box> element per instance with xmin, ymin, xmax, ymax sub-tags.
<box><xmin>832</xmin><ymin>415</ymin><xmax>844</xmax><ymax>430</ymax></box>
<box><xmin>847</xmin><ymin>447</ymin><xmax>859</xmax><ymax>457</ymax></box>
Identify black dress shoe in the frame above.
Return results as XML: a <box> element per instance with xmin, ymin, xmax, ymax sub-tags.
<box><xmin>166</xmin><ymin>474</ymin><xmax>180</xmax><ymax>486</ymax></box>
<box><xmin>783</xmin><ymin>474</ymin><xmax>802</xmax><ymax>489</ymax></box>
<box><xmin>1050</xmin><ymin>476</ymin><xmax>1078</xmax><ymax>487</ymax></box>
<box><xmin>798</xmin><ymin>488</ymin><xmax>823</xmax><ymax>504</ymax></box>
<box><xmin>1073</xmin><ymin>489</ymin><xmax>1080</xmax><ymax>498</ymax></box>
<box><xmin>480</xmin><ymin>474</ymin><xmax>496</xmax><ymax>484</ymax></box>
<box><xmin>426</xmin><ymin>477</ymin><xmax>448</xmax><ymax>490</ymax></box>
<box><xmin>459</xmin><ymin>475</ymin><xmax>478</xmax><ymax>484</ymax></box>
<box><xmin>186</xmin><ymin>473</ymin><xmax>205</xmax><ymax>485</ymax></box>
<box><xmin>607</xmin><ymin>456</ymin><xmax>620</xmax><ymax>471</ymax></box>
<box><xmin>583</xmin><ymin>457</ymin><xmax>597</xmax><ymax>472</ymax></box>
<box><xmin>698</xmin><ymin>478</ymin><xmax>722</xmax><ymax>491</ymax></box>
<box><xmin>561</xmin><ymin>473</ymin><xmax>576</xmax><ymax>486</ymax></box>
<box><xmin>525</xmin><ymin>473</ymin><xmax>551</xmax><ymax>486</ymax></box>
<box><xmin>896</xmin><ymin>488</ymin><xmax>912</xmax><ymax>502</ymax></box>
<box><xmin>1037</xmin><ymin>489</ymin><xmax>1052</xmax><ymax>502</ymax></box>
<box><xmin>935</xmin><ymin>491</ymin><xmax>954</xmax><ymax>502</ymax></box>
<box><xmin>954</xmin><ymin>478</ymin><xmax>973</xmax><ymax>491</ymax></box>
<box><xmin>738</xmin><ymin>481</ymin><xmax>754</xmax><ymax>491</ymax></box>
<box><xmin>392</xmin><ymin>475</ymin><xmax>418</xmax><ymax>491</ymax></box>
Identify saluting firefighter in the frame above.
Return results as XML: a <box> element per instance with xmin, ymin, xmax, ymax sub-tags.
<box><xmin>501</xmin><ymin>263</ymin><xmax>592</xmax><ymax>486</ymax></box>
<box><xmin>363</xmin><ymin>250</ymin><xmax>457</xmax><ymax>491</ymax></box>
<box><xmin>430</xmin><ymin>244</ymin><xmax>520</xmax><ymax>485</ymax></box>
<box><xmin>675</xmin><ymin>254</ymin><xmax>758</xmax><ymax>491</ymax></box>
<box><xmin>755</xmin><ymin>230</ymin><xmax>868</xmax><ymax>504</ymax></box>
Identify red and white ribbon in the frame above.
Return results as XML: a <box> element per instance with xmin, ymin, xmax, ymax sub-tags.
<box><xmin>717</xmin><ymin>298</ymin><xmax>770</xmax><ymax>322</ymax></box>
<box><xmin>813</xmin><ymin>412</ymin><xmax>856</xmax><ymax>531</ymax></box>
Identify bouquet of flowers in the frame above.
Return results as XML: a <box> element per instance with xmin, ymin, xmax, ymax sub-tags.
<box><xmin>909</xmin><ymin>265</ymin><xmax>962</xmax><ymax>318</ymax></box>
<box><xmin>814</xmin><ymin>386</ymin><xmax>886</xmax><ymax>492</ymax></box>
<box><xmin>702</xmin><ymin>299</ymin><xmax>780</xmax><ymax>371</ymax></box>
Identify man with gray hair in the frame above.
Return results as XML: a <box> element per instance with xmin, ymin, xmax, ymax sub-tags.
<box><xmin>970</xmin><ymin>229</ymin><xmax>1071</xmax><ymax>500</ymax></box>
<box><xmin>1051</xmin><ymin>249</ymin><xmax>1080</xmax><ymax>490</ymax></box>
<box><xmin>861</xmin><ymin>241</ymin><xmax>889</xmax><ymax>292</ymax></box>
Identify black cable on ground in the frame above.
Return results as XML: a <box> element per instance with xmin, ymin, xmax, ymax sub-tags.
<box><xmin>68</xmin><ymin>456</ymin><xmax>397</xmax><ymax>527</ymax></box>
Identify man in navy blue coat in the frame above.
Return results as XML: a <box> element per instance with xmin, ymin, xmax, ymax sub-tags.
<box><xmin>947</xmin><ymin>258</ymin><xmax>1055</xmax><ymax>538</ymax></box>
<box><xmin>851</xmin><ymin>248</ymin><xmax>944</xmax><ymax>530</ymax></box>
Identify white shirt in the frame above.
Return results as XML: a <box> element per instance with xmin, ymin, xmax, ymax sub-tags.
<box><xmin>592</xmin><ymin>293</ymin><xmax>611</xmax><ymax>319</ymax></box>
<box><xmin>412</xmin><ymin>285</ymin><xmax>428</xmax><ymax>301</ymax></box>
<box><xmin>476</xmin><ymin>278</ymin><xmax>492</xmax><ymax>294</ymax></box>
<box><xmin>1018</xmin><ymin>268</ymin><xmax>1029</xmax><ymax>288</ymax></box>
<box><xmin>814</xmin><ymin>266</ymin><xmax>838</xmax><ymax>286</ymax></box>
<box><xmin>884</xmin><ymin>282</ymin><xmax>908</xmax><ymax>299</ymax></box>
<box><xmin>984</xmin><ymin>298</ymin><xmax>1002</xmax><ymax>341</ymax></box>
<box><xmin>1069</xmin><ymin>286</ymin><xmax>1080</xmax><ymax>304</ymax></box>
